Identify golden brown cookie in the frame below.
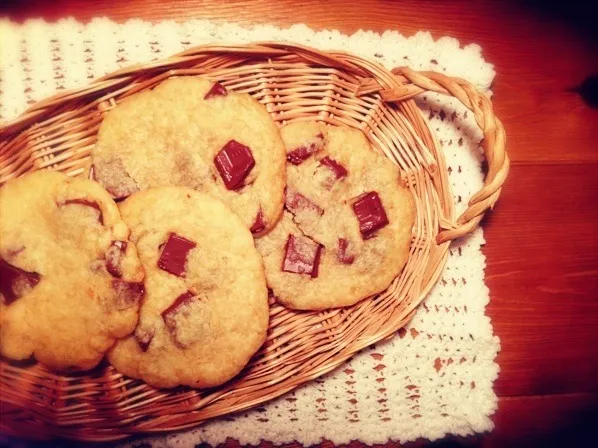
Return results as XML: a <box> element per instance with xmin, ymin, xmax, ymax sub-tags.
<box><xmin>0</xmin><ymin>171</ymin><xmax>144</xmax><ymax>370</ymax></box>
<box><xmin>256</xmin><ymin>122</ymin><xmax>415</xmax><ymax>310</ymax></box>
<box><xmin>107</xmin><ymin>187</ymin><xmax>269</xmax><ymax>388</ymax></box>
<box><xmin>91</xmin><ymin>76</ymin><xmax>286</xmax><ymax>235</ymax></box>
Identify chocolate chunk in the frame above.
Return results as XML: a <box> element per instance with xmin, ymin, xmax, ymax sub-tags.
<box><xmin>250</xmin><ymin>207</ymin><xmax>266</xmax><ymax>234</ymax></box>
<box><xmin>106</xmin><ymin>241</ymin><xmax>127</xmax><ymax>278</ymax></box>
<box><xmin>285</xmin><ymin>190</ymin><xmax>323</xmax><ymax>216</ymax></box>
<box><xmin>312</xmin><ymin>242</ymin><xmax>323</xmax><ymax>278</ymax></box>
<box><xmin>158</xmin><ymin>233</ymin><xmax>197</xmax><ymax>277</ymax></box>
<box><xmin>337</xmin><ymin>238</ymin><xmax>355</xmax><ymax>264</ymax></box>
<box><xmin>320</xmin><ymin>156</ymin><xmax>348</xmax><ymax>188</ymax></box>
<box><xmin>287</xmin><ymin>133</ymin><xmax>325</xmax><ymax>165</ymax></box>
<box><xmin>352</xmin><ymin>191</ymin><xmax>389</xmax><ymax>238</ymax></box>
<box><xmin>287</xmin><ymin>145</ymin><xmax>314</xmax><ymax>165</ymax></box>
<box><xmin>105</xmin><ymin>183</ymin><xmax>139</xmax><ymax>200</ymax></box>
<box><xmin>93</xmin><ymin>159</ymin><xmax>139</xmax><ymax>200</ymax></box>
<box><xmin>134</xmin><ymin>327</ymin><xmax>154</xmax><ymax>352</ymax></box>
<box><xmin>282</xmin><ymin>234</ymin><xmax>323</xmax><ymax>278</ymax></box>
<box><xmin>0</xmin><ymin>258</ymin><xmax>41</xmax><ymax>305</ymax></box>
<box><xmin>214</xmin><ymin>140</ymin><xmax>255</xmax><ymax>190</ymax></box>
<box><xmin>204</xmin><ymin>82</ymin><xmax>228</xmax><ymax>99</ymax></box>
<box><xmin>112</xmin><ymin>279</ymin><xmax>145</xmax><ymax>310</ymax></box>
<box><xmin>161</xmin><ymin>291</ymin><xmax>195</xmax><ymax>320</ymax></box>
<box><xmin>320</xmin><ymin>156</ymin><xmax>348</xmax><ymax>178</ymax></box>
<box><xmin>60</xmin><ymin>199</ymin><xmax>103</xmax><ymax>224</ymax></box>
<box><xmin>161</xmin><ymin>291</ymin><xmax>197</xmax><ymax>344</ymax></box>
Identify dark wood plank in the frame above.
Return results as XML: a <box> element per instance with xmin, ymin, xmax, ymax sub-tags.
<box><xmin>4</xmin><ymin>0</ymin><xmax>598</xmax><ymax>164</ymax></box>
<box><xmin>485</xmin><ymin>163</ymin><xmax>598</xmax><ymax>397</ymax></box>
<box><xmin>484</xmin><ymin>393</ymin><xmax>598</xmax><ymax>448</ymax></box>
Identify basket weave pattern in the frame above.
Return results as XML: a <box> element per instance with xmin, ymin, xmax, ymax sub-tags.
<box><xmin>0</xmin><ymin>43</ymin><xmax>508</xmax><ymax>441</ymax></box>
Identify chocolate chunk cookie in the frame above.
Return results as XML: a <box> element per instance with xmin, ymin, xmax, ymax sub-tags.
<box><xmin>256</xmin><ymin>122</ymin><xmax>415</xmax><ymax>310</ymax></box>
<box><xmin>107</xmin><ymin>187</ymin><xmax>269</xmax><ymax>388</ymax></box>
<box><xmin>91</xmin><ymin>76</ymin><xmax>286</xmax><ymax>235</ymax></box>
<box><xmin>0</xmin><ymin>171</ymin><xmax>144</xmax><ymax>370</ymax></box>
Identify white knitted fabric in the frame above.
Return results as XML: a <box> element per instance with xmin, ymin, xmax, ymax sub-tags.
<box><xmin>0</xmin><ymin>19</ymin><xmax>500</xmax><ymax>446</ymax></box>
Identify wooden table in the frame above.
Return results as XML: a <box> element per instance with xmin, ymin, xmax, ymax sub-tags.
<box><xmin>3</xmin><ymin>1</ymin><xmax>598</xmax><ymax>447</ymax></box>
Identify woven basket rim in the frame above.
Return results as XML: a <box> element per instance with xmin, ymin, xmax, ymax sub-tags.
<box><xmin>0</xmin><ymin>41</ymin><xmax>508</xmax><ymax>441</ymax></box>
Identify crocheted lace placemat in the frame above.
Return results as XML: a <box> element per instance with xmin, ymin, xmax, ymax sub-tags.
<box><xmin>0</xmin><ymin>19</ymin><xmax>501</xmax><ymax>446</ymax></box>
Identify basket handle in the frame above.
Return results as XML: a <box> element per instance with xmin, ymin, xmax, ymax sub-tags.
<box><xmin>374</xmin><ymin>67</ymin><xmax>509</xmax><ymax>244</ymax></box>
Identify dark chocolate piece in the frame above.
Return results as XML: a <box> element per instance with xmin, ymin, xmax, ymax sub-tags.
<box><xmin>0</xmin><ymin>258</ymin><xmax>41</xmax><ymax>305</ymax></box>
<box><xmin>214</xmin><ymin>140</ymin><xmax>255</xmax><ymax>190</ymax></box>
<box><xmin>106</xmin><ymin>241</ymin><xmax>127</xmax><ymax>278</ymax></box>
<box><xmin>204</xmin><ymin>82</ymin><xmax>228</xmax><ymax>99</ymax></box>
<box><xmin>286</xmin><ymin>132</ymin><xmax>325</xmax><ymax>165</ymax></box>
<box><xmin>311</xmin><ymin>242</ymin><xmax>323</xmax><ymax>278</ymax></box>
<box><xmin>158</xmin><ymin>233</ymin><xmax>197</xmax><ymax>277</ymax></box>
<box><xmin>93</xmin><ymin>159</ymin><xmax>139</xmax><ymax>200</ymax></box>
<box><xmin>282</xmin><ymin>234</ymin><xmax>323</xmax><ymax>278</ymax></box>
<box><xmin>352</xmin><ymin>191</ymin><xmax>389</xmax><ymax>238</ymax></box>
<box><xmin>285</xmin><ymin>190</ymin><xmax>323</xmax><ymax>216</ymax></box>
<box><xmin>287</xmin><ymin>144</ymin><xmax>315</xmax><ymax>165</ymax></box>
<box><xmin>319</xmin><ymin>156</ymin><xmax>348</xmax><ymax>188</ymax></box>
<box><xmin>134</xmin><ymin>327</ymin><xmax>154</xmax><ymax>352</ymax></box>
<box><xmin>161</xmin><ymin>290</ymin><xmax>198</xmax><ymax>347</ymax></box>
<box><xmin>111</xmin><ymin>279</ymin><xmax>144</xmax><ymax>310</ymax></box>
<box><xmin>161</xmin><ymin>290</ymin><xmax>195</xmax><ymax>321</ymax></box>
<box><xmin>105</xmin><ymin>184</ymin><xmax>138</xmax><ymax>200</ymax></box>
<box><xmin>337</xmin><ymin>238</ymin><xmax>355</xmax><ymax>264</ymax></box>
<box><xmin>250</xmin><ymin>207</ymin><xmax>266</xmax><ymax>234</ymax></box>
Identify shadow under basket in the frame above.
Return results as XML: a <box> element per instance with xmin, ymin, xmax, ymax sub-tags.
<box><xmin>0</xmin><ymin>42</ymin><xmax>509</xmax><ymax>442</ymax></box>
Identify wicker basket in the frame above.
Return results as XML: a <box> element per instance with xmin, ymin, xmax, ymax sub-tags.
<box><xmin>0</xmin><ymin>43</ymin><xmax>508</xmax><ymax>441</ymax></box>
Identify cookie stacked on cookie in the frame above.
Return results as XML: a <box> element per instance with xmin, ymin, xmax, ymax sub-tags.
<box><xmin>0</xmin><ymin>171</ymin><xmax>145</xmax><ymax>370</ymax></box>
<box><xmin>0</xmin><ymin>76</ymin><xmax>415</xmax><ymax>389</ymax></box>
<box><xmin>107</xmin><ymin>188</ymin><xmax>268</xmax><ymax>388</ymax></box>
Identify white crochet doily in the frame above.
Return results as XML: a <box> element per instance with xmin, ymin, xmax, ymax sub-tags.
<box><xmin>0</xmin><ymin>19</ymin><xmax>500</xmax><ymax>446</ymax></box>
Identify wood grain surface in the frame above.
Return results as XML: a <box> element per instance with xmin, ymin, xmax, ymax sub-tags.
<box><xmin>2</xmin><ymin>1</ymin><xmax>598</xmax><ymax>447</ymax></box>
